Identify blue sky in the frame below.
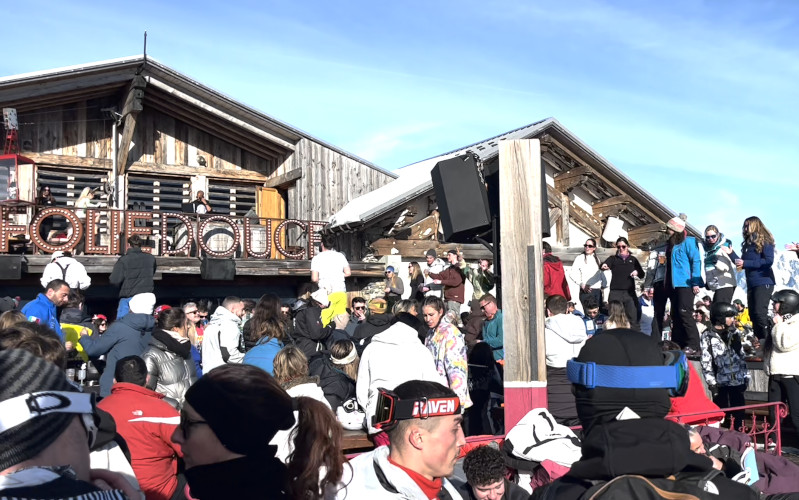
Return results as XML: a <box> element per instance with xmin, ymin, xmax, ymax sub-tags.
<box><xmin>3</xmin><ymin>0</ymin><xmax>797</xmax><ymax>248</ymax></box>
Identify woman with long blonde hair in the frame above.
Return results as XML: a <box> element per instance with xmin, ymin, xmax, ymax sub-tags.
<box><xmin>408</xmin><ymin>261</ymin><xmax>425</xmax><ymax>302</ymax></box>
<box><xmin>734</xmin><ymin>216</ymin><xmax>776</xmax><ymax>340</ymax></box>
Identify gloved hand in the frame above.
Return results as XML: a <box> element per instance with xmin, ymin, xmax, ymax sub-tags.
<box><xmin>707</xmin><ymin>384</ymin><xmax>719</xmax><ymax>397</ymax></box>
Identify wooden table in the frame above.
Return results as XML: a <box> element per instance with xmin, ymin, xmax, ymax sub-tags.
<box><xmin>342</xmin><ymin>429</ymin><xmax>374</xmax><ymax>455</ymax></box>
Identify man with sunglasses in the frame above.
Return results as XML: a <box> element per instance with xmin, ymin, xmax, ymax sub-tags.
<box><xmin>344</xmin><ymin>296</ymin><xmax>368</xmax><ymax>337</ymax></box>
<box><xmin>339</xmin><ymin>380</ymin><xmax>465</xmax><ymax>499</ymax></box>
<box><xmin>0</xmin><ymin>349</ymin><xmax>138</xmax><ymax>499</ymax></box>
<box><xmin>531</xmin><ymin>330</ymin><xmax>757</xmax><ymax>500</ymax></box>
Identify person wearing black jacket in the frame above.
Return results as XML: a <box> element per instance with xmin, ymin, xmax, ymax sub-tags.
<box><xmin>308</xmin><ymin>341</ymin><xmax>358</xmax><ymax>409</ymax></box>
<box><xmin>292</xmin><ymin>290</ymin><xmax>334</xmax><ymax>359</ymax></box>
<box><xmin>352</xmin><ymin>298</ymin><xmax>392</xmax><ymax>355</ymax></box>
<box><xmin>600</xmin><ymin>236</ymin><xmax>645</xmax><ymax>331</ymax></box>
<box><xmin>109</xmin><ymin>234</ymin><xmax>156</xmax><ymax>319</ymax></box>
<box><xmin>531</xmin><ymin>330</ymin><xmax>758</xmax><ymax>500</ymax></box>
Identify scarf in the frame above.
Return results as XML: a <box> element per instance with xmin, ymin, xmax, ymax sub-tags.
<box><xmin>703</xmin><ymin>233</ymin><xmax>726</xmax><ymax>271</ymax></box>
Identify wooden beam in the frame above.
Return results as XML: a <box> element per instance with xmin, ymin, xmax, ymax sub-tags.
<box><xmin>548</xmin><ymin>207</ymin><xmax>561</xmax><ymax>226</ymax></box>
<box><xmin>117</xmin><ymin>77</ymin><xmax>147</xmax><ymax>174</ymax></box>
<box><xmin>546</xmin><ymin>183</ymin><xmax>601</xmax><ymax>237</ymax></box>
<box><xmin>553</xmin><ymin>165</ymin><xmax>592</xmax><ymax>193</ymax></box>
<box><xmin>25</xmin><ymin>153</ymin><xmax>271</xmax><ymax>182</ymax></box>
<box><xmin>500</xmin><ymin>139</ymin><xmax>547</xmax><ymax>431</ymax></box>
<box><xmin>557</xmin><ymin>192</ymin><xmax>570</xmax><ymax>246</ymax></box>
<box><xmin>263</xmin><ymin>169</ymin><xmax>302</xmax><ymax>189</ymax></box>
<box><xmin>368</xmin><ymin>238</ymin><xmax>493</xmax><ymax>260</ymax></box>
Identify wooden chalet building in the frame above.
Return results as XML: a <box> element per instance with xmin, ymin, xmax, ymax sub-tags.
<box><xmin>0</xmin><ymin>56</ymin><xmax>395</xmax><ymax>302</ymax></box>
<box><xmin>327</xmin><ymin>118</ymin><xmax>701</xmax><ymax>304</ymax></box>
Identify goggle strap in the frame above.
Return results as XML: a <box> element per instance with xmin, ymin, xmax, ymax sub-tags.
<box><xmin>0</xmin><ymin>391</ymin><xmax>94</xmax><ymax>435</ymax></box>
<box><xmin>567</xmin><ymin>360</ymin><xmax>682</xmax><ymax>391</ymax></box>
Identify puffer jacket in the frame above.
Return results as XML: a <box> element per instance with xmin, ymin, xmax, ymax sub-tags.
<box><xmin>109</xmin><ymin>247</ymin><xmax>156</xmax><ymax>298</ymax></box>
<box><xmin>700</xmin><ymin>327</ymin><xmax>749</xmax><ymax>387</ymax></box>
<box><xmin>426</xmin><ymin>321</ymin><xmax>472</xmax><ymax>409</ymax></box>
<box><xmin>79</xmin><ymin>312</ymin><xmax>154</xmax><ymax>397</ymax></box>
<box><xmin>142</xmin><ymin>328</ymin><xmax>197</xmax><ymax>408</ymax></box>
<box><xmin>21</xmin><ymin>293</ymin><xmax>63</xmax><ymax>341</ymax></box>
<box><xmin>766</xmin><ymin>314</ymin><xmax>799</xmax><ymax>376</ymax></box>
<box><xmin>740</xmin><ymin>242</ymin><xmax>776</xmax><ymax>288</ymax></box>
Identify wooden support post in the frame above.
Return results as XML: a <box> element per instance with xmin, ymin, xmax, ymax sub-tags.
<box><xmin>500</xmin><ymin>139</ymin><xmax>547</xmax><ymax>431</ymax></box>
<box><xmin>556</xmin><ymin>192</ymin><xmax>570</xmax><ymax>247</ymax></box>
<box><xmin>117</xmin><ymin>76</ymin><xmax>147</xmax><ymax>174</ymax></box>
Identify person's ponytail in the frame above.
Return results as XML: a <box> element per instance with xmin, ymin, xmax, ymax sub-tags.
<box><xmin>287</xmin><ymin>397</ymin><xmax>347</xmax><ymax>499</ymax></box>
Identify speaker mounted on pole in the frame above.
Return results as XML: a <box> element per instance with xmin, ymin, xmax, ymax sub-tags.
<box><xmin>431</xmin><ymin>155</ymin><xmax>491</xmax><ymax>243</ymax></box>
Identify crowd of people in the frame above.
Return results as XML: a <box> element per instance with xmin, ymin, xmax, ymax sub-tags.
<box><xmin>2</xmin><ymin>217</ymin><xmax>799</xmax><ymax>499</ymax></box>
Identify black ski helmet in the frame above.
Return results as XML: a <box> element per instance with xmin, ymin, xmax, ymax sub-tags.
<box><xmin>772</xmin><ymin>289</ymin><xmax>799</xmax><ymax>316</ymax></box>
<box><xmin>710</xmin><ymin>302</ymin><xmax>737</xmax><ymax>326</ymax></box>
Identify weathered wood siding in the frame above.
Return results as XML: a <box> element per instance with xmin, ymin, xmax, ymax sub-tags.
<box><xmin>284</xmin><ymin>138</ymin><xmax>394</xmax><ymax>223</ymax></box>
<box><xmin>17</xmin><ymin>100</ymin><xmax>277</xmax><ymax>178</ymax></box>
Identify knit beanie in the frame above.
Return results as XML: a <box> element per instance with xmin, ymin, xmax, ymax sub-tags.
<box><xmin>0</xmin><ymin>349</ymin><xmax>82</xmax><ymax>471</ymax></box>
<box><xmin>572</xmin><ymin>329</ymin><xmax>672</xmax><ymax>432</ymax></box>
<box><xmin>666</xmin><ymin>215</ymin><xmax>686</xmax><ymax>233</ymax></box>
<box><xmin>129</xmin><ymin>292</ymin><xmax>156</xmax><ymax>315</ymax></box>
<box><xmin>184</xmin><ymin>364</ymin><xmax>295</xmax><ymax>458</ymax></box>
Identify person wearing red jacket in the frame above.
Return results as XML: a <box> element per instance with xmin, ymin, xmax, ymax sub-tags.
<box><xmin>98</xmin><ymin>355</ymin><xmax>182</xmax><ymax>500</ymax></box>
<box><xmin>428</xmin><ymin>249</ymin><xmax>466</xmax><ymax>321</ymax></box>
<box><xmin>543</xmin><ymin>241</ymin><xmax>571</xmax><ymax>300</ymax></box>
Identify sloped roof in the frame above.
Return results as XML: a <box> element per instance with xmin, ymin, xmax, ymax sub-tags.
<box><xmin>0</xmin><ymin>56</ymin><xmax>397</xmax><ymax>178</ymax></box>
<box><xmin>329</xmin><ymin>118</ymin><xmax>553</xmax><ymax>229</ymax></box>
<box><xmin>329</xmin><ymin>117</ymin><xmax>689</xmax><ymax>232</ymax></box>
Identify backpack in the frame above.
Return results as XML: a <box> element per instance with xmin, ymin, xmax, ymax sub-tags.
<box><xmin>579</xmin><ymin>470</ymin><xmax>724</xmax><ymax>500</ymax></box>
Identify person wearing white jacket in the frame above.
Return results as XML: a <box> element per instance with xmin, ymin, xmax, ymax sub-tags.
<box><xmin>544</xmin><ymin>295</ymin><xmax>588</xmax><ymax>426</ymax></box>
<box><xmin>766</xmin><ymin>289</ymin><xmax>799</xmax><ymax>437</ymax></box>
<box><xmin>201</xmin><ymin>296</ymin><xmax>245</xmax><ymax>373</ymax></box>
<box><xmin>568</xmin><ymin>238</ymin><xmax>606</xmax><ymax>312</ymax></box>
<box><xmin>40</xmin><ymin>251</ymin><xmax>91</xmax><ymax>290</ymax></box>
<box><xmin>357</xmin><ymin>312</ymin><xmax>446</xmax><ymax>436</ymax></box>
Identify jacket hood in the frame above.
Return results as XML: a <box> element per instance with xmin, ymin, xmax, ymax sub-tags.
<box><xmin>151</xmin><ymin>328</ymin><xmax>192</xmax><ymax>358</ymax></box>
<box><xmin>210</xmin><ymin>305</ymin><xmax>242</xmax><ymax>325</ymax></box>
<box><xmin>371</xmin><ymin>322</ymin><xmax>419</xmax><ymax>346</ymax></box>
<box><xmin>569</xmin><ymin>418</ymin><xmax>713</xmax><ymax>480</ymax></box>
<box><xmin>119</xmin><ymin>312</ymin><xmax>156</xmax><ymax>333</ymax></box>
<box><xmin>366</xmin><ymin>313</ymin><xmax>392</xmax><ymax>327</ymax></box>
<box><xmin>60</xmin><ymin>307</ymin><xmax>89</xmax><ymax>324</ymax></box>
<box><xmin>546</xmin><ymin>314</ymin><xmax>588</xmax><ymax>344</ymax></box>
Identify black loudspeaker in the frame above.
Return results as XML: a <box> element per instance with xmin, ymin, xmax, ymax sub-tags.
<box><xmin>200</xmin><ymin>257</ymin><xmax>236</xmax><ymax>280</ymax></box>
<box><xmin>431</xmin><ymin>155</ymin><xmax>491</xmax><ymax>243</ymax></box>
<box><xmin>0</xmin><ymin>255</ymin><xmax>25</xmax><ymax>280</ymax></box>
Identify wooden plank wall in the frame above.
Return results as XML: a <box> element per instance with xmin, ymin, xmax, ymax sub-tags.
<box><xmin>17</xmin><ymin>100</ymin><xmax>276</xmax><ymax>177</ymax></box>
<box><xmin>284</xmin><ymin>137</ymin><xmax>394</xmax><ymax>224</ymax></box>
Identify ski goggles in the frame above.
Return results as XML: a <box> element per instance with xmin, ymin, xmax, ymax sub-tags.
<box><xmin>372</xmin><ymin>388</ymin><xmax>461</xmax><ymax>431</ymax></box>
<box><xmin>0</xmin><ymin>391</ymin><xmax>99</xmax><ymax>448</ymax></box>
<box><xmin>567</xmin><ymin>350</ymin><xmax>689</xmax><ymax>397</ymax></box>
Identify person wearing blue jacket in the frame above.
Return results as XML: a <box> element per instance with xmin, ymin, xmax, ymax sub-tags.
<box><xmin>78</xmin><ymin>292</ymin><xmax>155</xmax><ymax>396</ymax></box>
<box><xmin>243</xmin><ymin>317</ymin><xmax>285</xmax><ymax>375</ymax></box>
<box><xmin>734</xmin><ymin>216</ymin><xmax>776</xmax><ymax>340</ymax></box>
<box><xmin>21</xmin><ymin>279</ymin><xmax>69</xmax><ymax>342</ymax></box>
<box><xmin>665</xmin><ymin>215</ymin><xmax>704</xmax><ymax>356</ymax></box>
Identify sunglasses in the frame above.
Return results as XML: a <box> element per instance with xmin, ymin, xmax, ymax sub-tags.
<box><xmin>185</xmin><ymin>310</ymin><xmax>198</xmax><ymax>315</ymax></box>
<box><xmin>617</xmin><ymin>245</ymin><xmax>628</xmax><ymax>249</ymax></box>
<box><xmin>180</xmin><ymin>411</ymin><xmax>208</xmax><ymax>438</ymax></box>
<box><xmin>584</xmin><ymin>244</ymin><xmax>595</xmax><ymax>248</ymax></box>
<box><xmin>705</xmin><ymin>234</ymin><xmax>718</xmax><ymax>240</ymax></box>
<box><xmin>354</xmin><ymin>306</ymin><xmax>366</xmax><ymax>310</ymax></box>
